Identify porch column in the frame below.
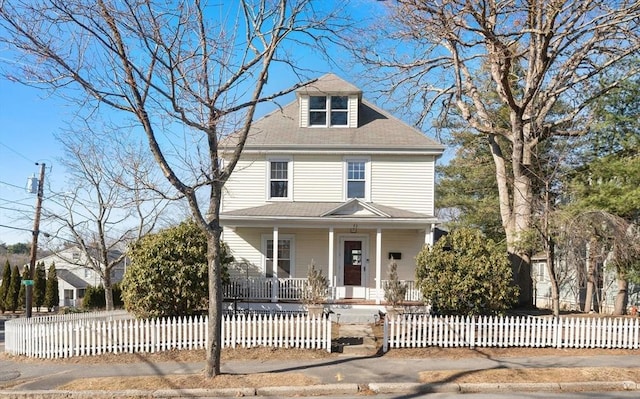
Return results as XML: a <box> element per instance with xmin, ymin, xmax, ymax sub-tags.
<box><xmin>424</xmin><ymin>224</ymin><xmax>434</xmax><ymax>246</ymax></box>
<box><xmin>271</xmin><ymin>227</ymin><xmax>279</xmax><ymax>303</ymax></box>
<box><xmin>328</xmin><ymin>227</ymin><xmax>335</xmax><ymax>288</ymax></box>
<box><xmin>375</xmin><ymin>228</ymin><xmax>382</xmax><ymax>305</ymax></box>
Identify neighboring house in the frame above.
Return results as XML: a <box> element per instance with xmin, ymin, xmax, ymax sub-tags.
<box><xmin>37</xmin><ymin>246</ymin><xmax>126</xmax><ymax>307</ymax></box>
<box><xmin>532</xmin><ymin>253</ymin><xmax>640</xmax><ymax>314</ymax></box>
<box><xmin>220</xmin><ymin>74</ymin><xmax>444</xmax><ymax>304</ymax></box>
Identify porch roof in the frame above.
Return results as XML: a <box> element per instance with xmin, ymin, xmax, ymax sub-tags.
<box><xmin>220</xmin><ymin>200</ymin><xmax>437</xmax><ymax>228</ymax></box>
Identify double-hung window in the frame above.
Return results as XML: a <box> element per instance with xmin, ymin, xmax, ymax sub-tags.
<box><xmin>346</xmin><ymin>159</ymin><xmax>368</xmax><ymax>199</ymax></box>
<box><xmin>309</xmin><ymin>96</ymin><xmax>349</xmax><ymax>127</ymax></box>
<box><xmin>309</xmin><ymin>96</ymin><xmax>327</xmax><ymax>126</ymax></box>
<box><xmin>268</xmin><ymin>159</ymin><xmax>290</xmax><ymax>199</ymax></box>
<box><xmin>330</xmin><ymin>96</ymin><xmax>348</xmax><ymax>126</ymax></box>
<box><xmin>264</xmin><ymin>236</ymin><xmax>294</xmax><ymax>278</ymax></box>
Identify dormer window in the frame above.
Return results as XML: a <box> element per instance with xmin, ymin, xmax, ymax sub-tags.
<box><xmin>309</xmin><ymin>96</ymin><xmax>348</xmax><ymax>127</ymax></box>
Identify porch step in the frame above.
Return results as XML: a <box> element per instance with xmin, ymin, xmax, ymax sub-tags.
<box><xmin>334</xmin><ymin>323</ymin><xmax>378</xmax><ymax>356</ymax></box>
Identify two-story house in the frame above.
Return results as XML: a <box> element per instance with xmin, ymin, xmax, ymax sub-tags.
<box><xmin>220</xmin><ymin>74</ymin><xmax>444</xmax><ymax>305</ymax></box>
<box><xmin>37</xmin><ymin>246</ymin><xmax>126</xmax><ymax>307</ymax></box>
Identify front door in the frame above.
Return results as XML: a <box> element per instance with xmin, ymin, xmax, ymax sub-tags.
<box><xmin>344</xmin><ymin>240</ymin><xmax>363</xmax><ymax>286</ymax></box>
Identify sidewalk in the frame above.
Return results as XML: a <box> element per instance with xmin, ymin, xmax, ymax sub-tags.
<box><xmin>2</xmin><ymin>351</ymin><xmax>640</xmax><ymax>397</ymax></box>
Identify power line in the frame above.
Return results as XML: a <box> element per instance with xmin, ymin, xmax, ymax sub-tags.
<box><xmin>0</xmin><ymin>179</ymin><xmax>27</xmax><ymax>191</ymax></box>
<box><xmin>0</xmin><ymin>223</ymin><xmax>34</xmax><ymax>233</ymax></box>
<box><xmin>0</xmin><ymin>141</ymin><xmax>35</xmax><ymax>164</ymax></box>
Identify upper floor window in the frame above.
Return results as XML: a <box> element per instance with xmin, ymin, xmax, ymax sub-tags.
<box><xmin>346</xmin><ymin>159</ymin><xmax>368</xmax><ymax>199</ymax></box>
<box><xmin>309</xmin><ymin>96</ymin><xmax>348</xmax><ymax>127</ymax></box>
<box><xmin>268</xmin><ymin>159</ymin><xmax>290</xmax><ymax>199</ymax></box>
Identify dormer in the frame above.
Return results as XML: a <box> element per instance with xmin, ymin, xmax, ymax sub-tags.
<box><xmin>296</xmin><ymin>73</ymin><xmax>362</xmax><ymax>128</ymax></box>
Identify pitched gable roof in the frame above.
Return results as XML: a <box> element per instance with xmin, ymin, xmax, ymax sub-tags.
<box><xmin>223</xmin><ymin>74</ymin><xmax>444</xmax><ymax>155</ymax></box>
<box><xmin>295</xmin><ymin>73</ymin><xmax>362</xmax><ymax>95</ymax></box>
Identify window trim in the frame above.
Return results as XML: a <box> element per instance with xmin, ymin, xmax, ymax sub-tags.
<box><xmin>261</xmin><ymin>234</ymin><xmax>295</xmax><ymax>278</ymax></box>
<box><xmin>343</xmin><ymin>157</ymin><xmax>371</xmax><ymax>201</ymax></box>
<box><xmin>308</xmin><ymin>95</ymin><xmax>350</xmax><ymax>128</ymax></box>
<box><xmin>266</xmin><ymin>157</ymin><xmax>293</xmax><ymax>201</ymax></box>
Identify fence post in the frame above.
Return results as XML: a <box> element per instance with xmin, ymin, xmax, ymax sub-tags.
<box><xmin>383</xmin><ymin>315</ymin><xmax>389</xmax><ymax>352</ymax></box>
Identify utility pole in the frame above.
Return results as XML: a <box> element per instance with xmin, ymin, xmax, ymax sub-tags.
<box><xmin>25</xmin><ymin>162</ymin><xmax>45</xmax><ymax>318</ymax></box>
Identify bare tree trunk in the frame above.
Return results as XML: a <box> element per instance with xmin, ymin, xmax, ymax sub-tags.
<box><xmin>584</xmin><ymin>240</ymin><xmax>596</xmax><ymax>313</ymax></box>
<box><xmin>614</xmin><ymin>274</ymin><xmax>628</xmax><ymax>316</ymax></box>
<box><xmin>205</xmin><ymin>230</ymin><xmax>223</xmax><ymax>377</ymax></box>
<box><xmin>103</xmin><ymin>272</ymin><xmax>114</xmax><ymax>311</ymax></box>
<box><xmin>546</xmin><ymin>243</ymin><xmax>560</xmax><ymax>317</ymax></box>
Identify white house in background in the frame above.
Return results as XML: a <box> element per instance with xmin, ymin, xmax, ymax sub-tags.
<box><xmin>37</xmin><ymin>246</ymin><xmax>126</xmax><ymax>307</ymax></box>
<box><xmin>532</xmin><ymin>253</ymin><xmax>640</xmax><ymax>314</ymax></box>
<box><xmin>220</xmin><ymin>74</ymin><xmax>444</xmax><ymax>304</ymax></box>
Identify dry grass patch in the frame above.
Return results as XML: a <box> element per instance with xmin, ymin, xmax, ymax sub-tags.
<box><xmin>58</xmin><ymin>372</ymin><xmax>319</xmax><ymax>391</ymax></box>
<box><xmin>383</xmin><ymin>346</ymin><xmax>640</xmax><ymax>359</ymax></box>
<box><xmin>419</xmin><ymin>367</ymin><xmax>640</xmax><ymax>384</ymax></box>
<box><xmin>0</xmin><ymin>346</ymin><xmax>334</xmax><ymax>365</ymax></box>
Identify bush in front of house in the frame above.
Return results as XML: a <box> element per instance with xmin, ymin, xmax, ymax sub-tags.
<box><xmin>83</xmin><ymin>284</ymin><xmax>123</xmax><ymax>309</ymax></box>
<box><xmin>122</xmin><ymin>220</ymin><xmax>233</xmax><ymax>318</ymax></box>
<box><xmin>384</xmin><ymin>259</ymin><xmax>407</xmax><ymax>307</ymax></box>
<box><xmin>415</xmin><ymin>227</ymin><xmax>518</xmax><ymax>316</ymax></box>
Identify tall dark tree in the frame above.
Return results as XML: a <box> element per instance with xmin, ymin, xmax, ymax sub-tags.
<box><xmin>436</xmin><ymin>130</ymin><xmax>504</xmax><ymax>243</ymax></box>
<box><xmin>7</xmin><ymin>265</ymin><xmax>21</xmax><ymax>312</ymax></box>
<box><xmin>44</xmin><ymin>263</ymin><xmax>59</xmax><ymax>312</ymax></box>
<box><xmin>0</xmin><ymin>260</ymin><xmax>11</xmax><ymax>313</ymax></box>
<box><xmin>33</xmin><ymin>261</ymin><xmax>47</xmax><ymax>312</ymax></box>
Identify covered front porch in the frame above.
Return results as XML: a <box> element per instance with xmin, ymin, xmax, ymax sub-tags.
<box><xmin>221</xmin><ymin>199</ymin><xmax>437</xmax><ymax>305</ymax></box>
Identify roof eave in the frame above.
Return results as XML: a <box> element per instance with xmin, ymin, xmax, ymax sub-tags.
<box><xmin>237</xmin><ymin>146</ymin><xmax>445</xmax><ymax>156</ymax></box>
<box><xmin>220</xmin><ymin>215</ymin><xmax>439</xmax><ymax>228</ymax></box>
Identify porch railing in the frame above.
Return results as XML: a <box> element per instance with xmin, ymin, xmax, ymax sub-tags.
<box><xmin>224</xmin><ymin>277</ymin><xmax>424</xmax><ymax>303</ymax></box>
<box><xmin>223</xmin><ymin>278</ymin><xmax>309</xmax><ymax>301</ymax></box>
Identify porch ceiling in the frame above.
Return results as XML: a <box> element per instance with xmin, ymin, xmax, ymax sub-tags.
<box><xmin>220</xmin><ymin>200</ymin><xmax>438</xmax><ymax>228</ymax></box>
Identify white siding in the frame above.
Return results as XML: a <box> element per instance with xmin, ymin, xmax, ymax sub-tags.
<box><xmin>379</xmin><ymin>230</ymin><xmax>424</xmax><ymax>281</ymax></box>
<box><xmin>299</xmin><ymin>97</ymin><xmax>308</xmax><ymax>127</ymax></box>
<box><xmin>371</xmin><ymin>155</ymin><xmax>436</xmax><ymax>214</ymax></box>
<box><xmin>348</xmin><ymin>95</ymin><xmax>358</xmax><ymax>128</ymax></box>
<box><xmin>292</xmin><ymin>155</ymin><xmax>343</xmax><ymax>202</ymax></box>
<box><xmin>224</xmin><ymin>227</ymin><xmax>266</xmax><ymax>278</ymax></box>
<box><xmin>293</xmin><ymin>230</ymin><xmax>330</xmax><ymax>278</ymax></box>
<box><xmin>223</xmin><ymin>156</ymin><xmax>266</xmax><ymax>212</ymax></box>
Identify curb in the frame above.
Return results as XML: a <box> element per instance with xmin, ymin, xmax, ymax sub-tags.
<box><xmin>0</xmin><ymin>381</ymin><xmax>638</xmax><ymax>398</ymax></box>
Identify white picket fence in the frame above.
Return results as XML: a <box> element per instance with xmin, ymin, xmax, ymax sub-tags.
<box><xmin>383</xmin><ymin>314</ymin><xmax>640</xmax><ymax>352</ymax></box>
<box><xmin>5</xmin><ymin>313</ymin><xmax>331</xmax><ymax>359</ymax></box>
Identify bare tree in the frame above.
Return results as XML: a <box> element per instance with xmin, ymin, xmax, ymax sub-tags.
<box><xmin>0</xmin><ymin>0</ymin><xmax>347</xmax><ymax>376</ymax></box>
<box><xmin>46</xmin><ymin>126</ymin><xmax>167</xmax><ymax>310</ymax></box>
<box><xmin>351</xmin><ymin>0</ymin><xmax>640</xmax><ymax>304</ymax></box>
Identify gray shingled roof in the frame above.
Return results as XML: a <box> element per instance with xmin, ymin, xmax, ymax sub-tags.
<box><xmin>221</xmin><ymin>201</ymin><xmax>433</xmax><ymax>220</ymax></box>
<box><xmin>57</xmin><ymin>269</ymin><xmax>90</xmax><ymax>289</ymax></box>
<box><xmin>224</xmin><ymin>74</ymin><xmax>444</xmax><ymax>153</ymax></box>
<box><xmin>294</xmin><ymin>73</ymin><xmax>362</xmax><ymax>95</ymax></box>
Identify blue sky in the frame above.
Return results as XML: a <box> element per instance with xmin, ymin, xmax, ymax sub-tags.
<box><xmin>0</xmin><ymin>78</ymin><xmax>73</xmax><ymax>245</ymax></box>
<box><xmin>0</xmin><ymin>1</ymin><xmax>447</xmax><ymax>246</ymax></box>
